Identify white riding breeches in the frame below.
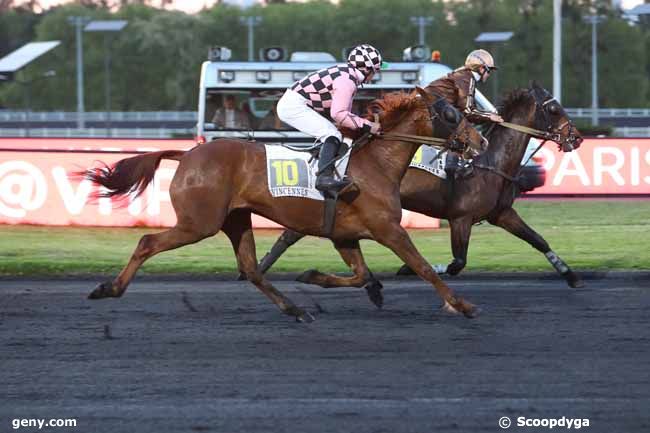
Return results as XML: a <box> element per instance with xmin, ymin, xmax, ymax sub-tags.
<box><xmin>276</xmin><ymin>89</ymin><xmax>342</xmax><ymax>143</ymax></box>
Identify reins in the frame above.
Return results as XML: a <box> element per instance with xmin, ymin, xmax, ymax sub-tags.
<box><xmin>499</xmin><ymin>121</ymin><xmax>557</xmax><ymax>142</ymax></box>
<box><xmin>377</xmin><ymin>132</ymin><xmax>449</xmax><ymax>146</ymax></box>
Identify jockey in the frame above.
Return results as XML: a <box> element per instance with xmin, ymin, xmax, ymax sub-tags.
<box><xmin>277</xmin><ymin>44</ymin><xmax>383</xmax><ymax>195</ymax></box>
<box><xmin>424</xmin><ymin>49</ymin><xmax>503</xmax><ymax>178</ymax></box>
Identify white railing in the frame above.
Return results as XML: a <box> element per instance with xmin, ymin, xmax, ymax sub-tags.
<box><xmin>0</xmin><ymin>111</ymin><xmax>197</xmax><ymax>122</ymax></box>
<box><xmin>0</xmin><ymin>128</ymin><xmax>194</xmax><ymax>139</ymax></box>
<box><xmin>565</xmin><ymin>108</ymin><xmax>650</xmax><ymax>118</ymax></box>
<box><xmin>613</xmin><ymin>127</ymin><xmax>650</xmax><ymax>137</ymax></box>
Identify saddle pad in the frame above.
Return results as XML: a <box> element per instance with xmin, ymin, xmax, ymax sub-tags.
<box><xmin>409</xmin><ymin>145</ymin><xmax>448</xmax><ymax>179</ymax></box>
<box><xmin>265</xmin><ymin>142</ymin><xmax>351</xmax><ymax>201</ymax></box>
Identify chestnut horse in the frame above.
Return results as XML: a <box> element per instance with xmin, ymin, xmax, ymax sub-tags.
<box><xmin>82</xmin><ymin>88</ymin><xmax>484</xmax><ymax>321</ymax></box>
<box><xmin>257</xmin><ymin>84</ymin><xmax>584</xmax><ymax>306</ymax></box>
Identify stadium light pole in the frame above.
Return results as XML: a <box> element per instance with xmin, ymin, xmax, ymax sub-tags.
<box><xmin>410</xmin><ymin>16</ymin><xmax>433</xmax><ymax>45</ymax></box>
<box><xmin>553</xmin><ymin>0</ymin><xmax>562</xmax><ymax>103</ymax></box>
<box><xmin>68</xmin><ymin>16</ymin><xmax>90</xmax><ymax>130</ymax></box>
<box><xmin>475</xmin><ymin>32</ymin><xmax>513</xmax><ymax>102</ymax></box>
<box><xmin>240</xmin><ymin>16</ymin><xmax>262</xmax><ymax>61</ymax></box>
<box><xmin>85</xmin><ymin>20</ymin><xmax>128</xmax><ymax>137</ymax></box>
<box><xmin>583</xmin><ymin>15</ymin><xmax>605</xmax><ymax>127</ymax></box>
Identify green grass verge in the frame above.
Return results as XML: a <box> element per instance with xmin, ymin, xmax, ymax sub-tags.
<box><xmin>1</xmin><ymin>199</ymin><xmax>648</xmax><ymax>276</ymax></box>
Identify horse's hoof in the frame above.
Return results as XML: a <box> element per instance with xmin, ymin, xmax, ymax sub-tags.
<box><xmin>296</xmin><ymin>269</ymin><xmax>319</xmax><ymax>284</ymax></box>
<box><xmin>365</xmin><ymin>280</ymin><xmax>384</xmax><ymax>309</ymax></box>
<box><xmin>432</xmin><ymin>264</ymin><xmax>448</xmax><ymax>274</ymax></box>
<box><xmin>396</xmin><ymin>264</ymin><xmax>416</xmax><ymax>276</ymax></box>
<box><xmin>441</xmin><ymin>301</ymin><xmax>461</xmax><ymax>315</ymax></box>
<box><xmin>295</xmin><ymin>311</ymin><xmax>316</xmax><ymax>323</ymax></box>
<box><xmin>455</xmin><ymin>298</ymin><xmax>480</xmax><ymax>319</ymax></box>
<box><xmin>285</xmin><ymin>305</ymin><xmax>315</xmax><ymax>323</ymax></box>
<box><xmin>463</xmin><ymin>305</ymin><xmax>481</xmax><ymax>319</ymax></box>
<box><xmin>88</xmin><ymin>281</ymin><xmax>115</xmax><ymax>299</ymax></box>
<box><xmin>566</xmin><ymin>272</ymin><xmax>585</xmax><ymax>288</ymax></box>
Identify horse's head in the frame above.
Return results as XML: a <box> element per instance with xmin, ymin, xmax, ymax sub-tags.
<box><xmin>529</xmin><ymin>82</ymin><xmax>583</xmax><ymax>152</ymax></box>
<box><xmin>415</xmin><ymin>87</ymin><xmax>485</xmax><ymax>159</ymax></box>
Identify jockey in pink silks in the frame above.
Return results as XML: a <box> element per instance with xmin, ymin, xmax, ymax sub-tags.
<box><xmin>277</xmin><ymin>44</ymin><xmax>383</xmax><ymax>194</ymax></box>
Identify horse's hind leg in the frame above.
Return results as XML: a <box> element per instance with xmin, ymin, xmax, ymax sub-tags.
<box><xmin>88</xmin><ymin>225</ymin><xmax>215</xmax><ymax>299</ymax></box>
<box><xmin>296</xmin><ymin>239</ymin><xmax>383</xmax><ymax>308</ymax></box>
<box><xmin>488</xmin><ymin>207</ymin><xmax>583</xmax><ymax>288</ymax></box>
<box><xmin>223</xmin><ymin>210</ymin><xmax>314</xmax><ymax>322</ymax></box>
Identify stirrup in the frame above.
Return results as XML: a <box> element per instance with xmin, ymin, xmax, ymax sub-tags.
<box><xmin>316</xmin><ymin>178</ymin><xmax>350</xmax><ymax>194</ymax></box>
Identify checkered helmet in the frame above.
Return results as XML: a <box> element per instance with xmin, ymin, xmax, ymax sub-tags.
<box><xmin>347</xmin><ymin>44</ymin><xmax>382</xmax><ymax>77</ymax></box>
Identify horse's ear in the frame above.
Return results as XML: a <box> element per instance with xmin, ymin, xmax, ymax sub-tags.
<box><xmin>415</xmin><ymin>86</ymin><xmax>433</xmax><ymax>103</ymax></box>
<box><xmin>530</xmin><ymin>80</ymin><xmax>541</xmax><ymax>90</ymax></box>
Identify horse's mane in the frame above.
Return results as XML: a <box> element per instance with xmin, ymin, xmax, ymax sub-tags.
<box><xmin>497</xmin><ymin>88</ymin><xmax>534</xmax><ymax>122</ymax></box>
<box><xmin>340</xmin><ymin>91</ymin><xmax>429</xmax><ymax>140</ymax></box>
<box><xmin>479</xmin><ymin>88</ymin><xmax>537</xmax><ymax>162</ymax></box>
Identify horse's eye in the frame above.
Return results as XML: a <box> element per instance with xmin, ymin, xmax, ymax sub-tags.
<box><xmin>443</xmin><ymin>108</ymin><xmax>458</xmax><ymax>124</ymax></box>
<box><xmin>548</xmin><ymin>103</ymin><xmax>560</xmax><ymax>115</ymax></box>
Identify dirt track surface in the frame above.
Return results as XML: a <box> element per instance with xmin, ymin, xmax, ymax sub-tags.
<box><xmin>2</xmin><ymin>276</ymin><xmax>649</xmax><ymax>433</ymax></box>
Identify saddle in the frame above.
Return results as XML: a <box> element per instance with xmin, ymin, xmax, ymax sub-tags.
<box><xmin>277</xmin><ymin>133</ymin><xmax>367</xmax><ymax>236</ymax></box>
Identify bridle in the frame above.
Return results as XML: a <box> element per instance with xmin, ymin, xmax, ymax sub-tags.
<box><xmin>473</xmin><ymin>87</ymin><xmax>581</xmax><ymax>186</ymax></box>
<box><xmin>535</xmin><ymin>94</ymin><xmax>581</xmax><ymax>152</ymax></box>
<box><xmin>499</xmin><ymin>89</ymin><xmax>581</xmax><ymax>153</ymax></box>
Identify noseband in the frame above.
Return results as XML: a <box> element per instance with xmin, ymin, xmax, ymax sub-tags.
<box><xmin>537</xmin><ymin>96</ymin><xmax>580</xmax><ymax>152</ymax></box>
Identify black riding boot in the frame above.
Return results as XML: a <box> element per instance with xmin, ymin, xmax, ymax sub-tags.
<box><xmin>315</xmin><ymin>136</ymin><xmax>350</xmax><ymax>194</ymax></box>
<box><xmin>445</xmin><ymin>152</ymin><xmax>460</xmax><ymax>180</ymax></box>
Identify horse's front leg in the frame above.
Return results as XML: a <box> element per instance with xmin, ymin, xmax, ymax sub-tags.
<box><xmin>236</xmin><ymin>229</ymin><xmax>305</xmax><ymax>280</ymax></box>
<box><xmin>394</xmin><ymin>217</ymin><xmax>472</xmax><ymax>277</ymax></box>
<box><xmin>258</xmin><ymin>230</ymin><xmax>306</xmax><ymax>274</ymax></box>
<box><xmin>488</xmin><ymin>207</ymin><xmax>584</xmax><ymax>288</ymax></box>
<box><xmin>371</xmin><ymin>222</ymin><xmax>478</xmax><ymax>318</ymax></box>
<box><xmin>446</xmin><ymin>216</ymin><xmax>473</xmax><ymax>275</ymax></box>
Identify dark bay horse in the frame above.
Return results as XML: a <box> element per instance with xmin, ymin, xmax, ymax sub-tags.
<box><xmin>257</xmin><ymin>84</ymin><xmax>584</xmax><ymax>306</ymax></box>
<box><xmin>82</xmin><ymin>88</ymin><xmax>484</xmax><ymax>321</ymax></box>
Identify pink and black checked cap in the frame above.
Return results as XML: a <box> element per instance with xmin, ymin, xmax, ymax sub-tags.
<box><xmin>347</xmin><ymin>44</ymin><xmax>382</xmax><ymax>76</ymax></box>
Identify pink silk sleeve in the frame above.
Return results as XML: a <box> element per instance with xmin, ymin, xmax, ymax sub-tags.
<box><xmin>330</xmin><ymin>76</ymin><xmax>372</xmax><ymax>130</ymax></box>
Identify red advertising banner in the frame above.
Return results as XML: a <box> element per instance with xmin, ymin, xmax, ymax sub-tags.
<box><xmin>0</xmin><ymin>138</ymin><xmax>439</xmax><ymax>228</ymax></box>
<box><xmin>529</xmin><ymin>138</ymin><xmax>650</xmax><ymax>195</ymax></box>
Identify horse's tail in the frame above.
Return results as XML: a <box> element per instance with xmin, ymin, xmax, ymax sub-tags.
<box><xmin>83</xmin><ymin>150</ymin><xmax>185</xmax><ymax>200</ymax></box>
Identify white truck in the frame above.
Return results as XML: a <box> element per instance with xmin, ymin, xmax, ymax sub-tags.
<box><xmin>195</xmin><ymin>50</ymin><xmax>544</xmax><ymax>192</ymax></box>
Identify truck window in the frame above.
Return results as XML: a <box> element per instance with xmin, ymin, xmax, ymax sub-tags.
<box><xmin>204</xmin><ymin>88</ymin><xmax>399</xmax><ymax>132</ymax></box>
